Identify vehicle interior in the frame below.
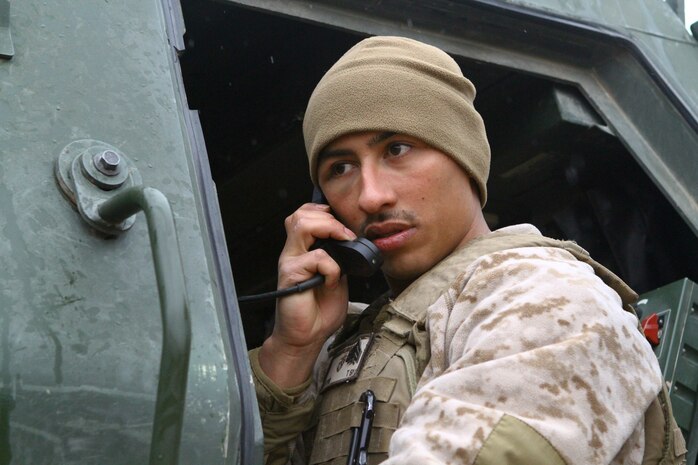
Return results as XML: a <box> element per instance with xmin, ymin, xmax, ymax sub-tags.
<box><xmin>178</xmin><ymin>0</ymin><xmax>698</xmax><ymax>350</ymax></box>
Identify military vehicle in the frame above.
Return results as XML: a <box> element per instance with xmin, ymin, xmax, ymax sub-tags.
<box><xmin>1</xmin><ymin>0</ymin><xmax>697</xmax><ymax>463</ymax></box>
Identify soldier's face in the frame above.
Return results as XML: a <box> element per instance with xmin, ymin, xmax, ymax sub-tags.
<box><xmin>318</xmin><ymin>131</ymin><xmax>483</xmax><ymax>290</ymax></box>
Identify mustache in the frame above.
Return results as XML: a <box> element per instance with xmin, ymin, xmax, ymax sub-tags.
<box><xmin>359</xmin><ymin>210</ymin><xmax>417</xmax><ymax>236</ymax></box>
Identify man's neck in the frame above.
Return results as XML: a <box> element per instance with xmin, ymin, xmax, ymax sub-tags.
<box><xmin>386</xmin><ymin>219</ymin><xmax>492</xmax><ymax>297</ymax></box>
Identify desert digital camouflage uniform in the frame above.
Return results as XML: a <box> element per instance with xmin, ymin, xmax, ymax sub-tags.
<box><xmin>250</xmin><ymin>224</ymin><xmax>686</xmax><ymax>465</ymax></box>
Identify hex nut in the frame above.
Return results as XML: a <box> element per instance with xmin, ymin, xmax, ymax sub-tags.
<box><xmin>94</xmin><ymin>150</ymin><xmax>121</xmax><ymax>176</ymax></box>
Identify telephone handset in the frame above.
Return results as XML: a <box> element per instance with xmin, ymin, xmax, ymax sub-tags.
<box><xmin>310</xmin><ymin>187</ymin><xmax>383</xmax><ymax>278</ymax></box>
<box><xmin>311</xmin><ymin>238</ymin><xmax>382</xmax><ymax>278</ymax></box>
<box><xmin>237</xmin><ymin>189</ymin><xmax>383</xmax><ymax>303</ymax></box>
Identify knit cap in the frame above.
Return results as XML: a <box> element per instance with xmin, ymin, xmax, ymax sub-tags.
<box><xmin>303</xmin><ymin>36</ymin><xmax>491</xmax><ymax>206</ymax></box>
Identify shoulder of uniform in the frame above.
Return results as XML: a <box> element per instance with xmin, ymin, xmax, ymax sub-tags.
<box><xmin>474</xmin><ymin>415</ymin><xmax>567</xmax><ymax>465</ymax></box>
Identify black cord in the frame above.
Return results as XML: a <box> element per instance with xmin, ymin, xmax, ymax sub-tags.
<box><xmin>237</xmin><ymin>274</ymin><xmax>326</xmax><ymax>303</ymax></box>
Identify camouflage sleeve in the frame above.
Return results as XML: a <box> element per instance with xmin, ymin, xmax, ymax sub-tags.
<box><xmin>249</xmin><ymin>347</ymin><xmax>316</xmax><ymax>465</ymax></box>
<box><xmin>385</xmin><ymin>247</ymin><xmax>664</xmax><ymax>465</ymax></box>
<box><xmin>249</xmin><ymin>303</ymin><xmax>365</xmax><ymax>465</ymax></box>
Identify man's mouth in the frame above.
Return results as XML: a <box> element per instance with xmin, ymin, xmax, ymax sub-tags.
<box><xmin>364</xmin><ymin>222</ymin><xmax>416</xmax><ymax>252</ymax></box>
<box><xmin>365</xmin><ymin>223</ymin><xmax>408</xmax><ymax>240</ymax></box>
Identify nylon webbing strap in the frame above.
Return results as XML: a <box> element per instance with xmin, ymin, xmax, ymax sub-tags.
<box><xmin>323</xmin><ymin>377</ymin><xmax>396</xmax><ymax>414</ymax></box>
<box><xmin>310</xmin><ymin>426</ymin><xmax>394</xmax><ymax>464</ymax></box>
<box><xmin>382</xmin><ymin>314</ymin><xmax>413</xmax><ymax>338</ymax></box>
<box><xmin>317</xmin><ymin>401</ymin><xmax>401</xmax><ymax>439</ymax></box>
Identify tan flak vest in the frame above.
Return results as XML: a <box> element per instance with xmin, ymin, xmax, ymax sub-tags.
<box><xmin>306</xmin><ymin>230</ymin><xmax>686</xmax><ymax>465</ymax></box>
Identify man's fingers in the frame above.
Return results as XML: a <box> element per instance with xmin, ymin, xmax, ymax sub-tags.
<box><xmin>278</xmin><ymin>249</ymin><xmax>342</xmax><ymax>289</ymax></box>
<box><xmin>304</xmin><ymin>202</ymin><xmax>332</xmax><ymax>211</ymax></box>
<box><xmin>315</xmin><ymin>251</ymin><xmax>345</xmax><ymax>289</ymax></box>
<box><xmin>283</xmin><ymin>207</ymin><xmax>356</xmax><ymax>253</ymax></box>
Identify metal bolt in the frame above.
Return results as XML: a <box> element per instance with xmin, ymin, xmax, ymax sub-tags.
<box><xmin>94</xmin><ymin>150</ymin><xmax>121</xmax><ymax>176</ymax></box>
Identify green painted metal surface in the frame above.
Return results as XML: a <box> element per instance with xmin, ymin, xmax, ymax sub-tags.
<box><xmin>638</xmin><ymin>279</ymin><xmax>698</xmax><ymax>463</ymax></box>
<box><xmin>0</xmin><ymin>0</ymin><xmax>256</xmax><ymax>463</ymax></box>
<box><xmin>500</xmin><ymin>0</ymin><xmax>698</xmax><ymax>233</ymax></box>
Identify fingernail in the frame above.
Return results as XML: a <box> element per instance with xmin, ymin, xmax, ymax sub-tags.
<box><xmin>344</xmin><ymin>227</ymin><xmax>356</xmax><ymax>239</ymax></box>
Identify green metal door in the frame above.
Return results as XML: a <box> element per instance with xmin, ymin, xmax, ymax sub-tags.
<box><xmin>0</xmin><ymin>0</ymin><xmax>261</xmax><ymax>463</ymax></box>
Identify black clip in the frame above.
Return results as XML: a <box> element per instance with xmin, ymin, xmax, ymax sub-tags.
<box><xmin>347</xmin><ymin>390</ymin><xmax>375</xmax><ymax>465</ymax></box>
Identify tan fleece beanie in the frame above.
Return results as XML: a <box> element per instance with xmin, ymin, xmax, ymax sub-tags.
<box><xmin>303</xmin><ymin>36</ymin><xmax>491</xmax><ymax>206</ymax></box>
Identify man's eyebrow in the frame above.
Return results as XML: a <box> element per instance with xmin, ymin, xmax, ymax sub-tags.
<box><xmin>368</xmin><ymin>131</ymin><xmax>397</xmax><ymax>146</ymax></box>
<box><xmin>319</xmin><ymin>131</ymin><xmax>398</xmax><ymax>163</ymax></box>
<box><xmin>318</xmin><ymin>147</ymin><xmax>353</xmax><ymax>164</ymax></box>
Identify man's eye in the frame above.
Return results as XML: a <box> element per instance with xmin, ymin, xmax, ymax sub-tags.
<box><xmin>388</xmin><ymin>143</ymin><xmax>411</xmax><ymax>157</ymax></box>
<box><xmin>331</xmin><ymin>162</ymin><xmax>353</xmax><ymax>177</ymax></box>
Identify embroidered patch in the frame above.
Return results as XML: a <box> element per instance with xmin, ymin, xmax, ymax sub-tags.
<box><xmin>322</xmin><ymin>334</ymin><xmax>374</xmax><ymax>391</ymax></box>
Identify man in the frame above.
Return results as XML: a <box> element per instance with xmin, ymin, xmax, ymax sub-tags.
<box><xmin>249</xmin><ymin>36</ymin><xmax>685</xmax><ymax>465</ymax></box>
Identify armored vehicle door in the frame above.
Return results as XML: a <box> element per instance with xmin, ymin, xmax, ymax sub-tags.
<box><xmin>0</xmin><ymin>0</ymin><xmax>261</xmax><ymax>464</ymax></box>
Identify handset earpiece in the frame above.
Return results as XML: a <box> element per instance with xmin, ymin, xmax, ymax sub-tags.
<box><xmin>310</xmin><ymin>187</ymin><xmax>383</xmax><ymax>276</ymax></box>
<box><xmin>312</xmin><ymin>186</ymin><xmax>327</xmax><ymax>204</ymax></box>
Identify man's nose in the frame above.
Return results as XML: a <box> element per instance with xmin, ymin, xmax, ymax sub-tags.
<box><xmin>357</xmin><ymin>166</ymin><xmax>397</xmax><ymax>214</ymax></box>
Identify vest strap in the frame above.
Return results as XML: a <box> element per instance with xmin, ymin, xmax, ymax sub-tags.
<box><xmin>322</xmin><ymin>377</ymin><xmax>396</xmax><ymax>414</ymax></box>
<box><xmin>316</xmin><ymin>401</ymin><xmax>400</xmax><ymax>439</ymax></box>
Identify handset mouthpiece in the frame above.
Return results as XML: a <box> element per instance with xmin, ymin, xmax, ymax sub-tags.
<box><xmin>314</xmin><ymin>237</ymin><xmax>383</xmax><ymax>277</ymax></box>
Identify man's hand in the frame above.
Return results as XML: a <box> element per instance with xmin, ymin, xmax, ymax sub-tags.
<box><xmin>258</xmin><ymin>203</ymin><xmax>356</xmax><ymax>388</ymax></box>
